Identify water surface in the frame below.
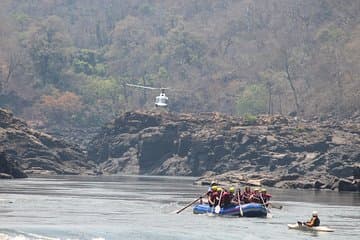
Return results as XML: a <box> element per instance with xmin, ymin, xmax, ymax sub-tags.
<box><xmin>0</xmin><ymin>175</ymin><xmax>359</xmax><ymax>240</ymax></box>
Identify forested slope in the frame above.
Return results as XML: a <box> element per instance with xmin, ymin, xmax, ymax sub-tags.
<box><xmin>0</xmin><ymin>0</ymin><xmax>359</xmax><ymax>127</ymax></box>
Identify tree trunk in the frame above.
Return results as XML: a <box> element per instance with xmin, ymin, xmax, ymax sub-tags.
<box><xmin>267</xmin><ymin>82</ymin><xmax>272</xmax><ymax>115</ymax></box>
<box><xmin>278</xmin><ymin>95</ymin><xmax>283</xmax><ymax>115</ymax></box>
<box><xmin>284</xmin><ymin>51</ymin><xmax>300</xmax><ymax>114</ymax></box>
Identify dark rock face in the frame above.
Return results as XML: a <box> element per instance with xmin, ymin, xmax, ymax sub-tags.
<box><xmin>0</xmin><ymin>108</ymin><xmax>95</xmax><ymax>176</ymax></box>
<box><xmin>88</xmin><ymin>111</ymin><xmax>360</xmax><ymax>191</ymax></box>
<box><xmin>0</xmin><ymin>151</ymin><xmax>27</xmax><ymax>178</ymax></box>
<box><xmin>338</xmin><ymin>179</ymin><xmax>360</xmax><ymax>191</ymax></box>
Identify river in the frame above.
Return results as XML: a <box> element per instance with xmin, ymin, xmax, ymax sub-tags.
<box><xmin>0</xmin><ymin>175</ymin><xmax>359</xmax><ymax>240</ymax></box>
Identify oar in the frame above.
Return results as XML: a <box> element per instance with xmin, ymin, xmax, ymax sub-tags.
<box><xmin>175</xmin><ymin>196</ymin><xmax>201</xmax><ymax>214</ymax></box>
<box><xmin>260</xmin><ymin>195</ymin><xmax>272</xmax><ymax>218</ymax></box>
<box><xmin>237</xmin><ymin>191</ymin><xmax>243</xmax><ymax>217</ymax></box>
<box><xmin>214</xmin><ymin>191</ymin><xmax>223</xmax><ymax>214</ymax></box>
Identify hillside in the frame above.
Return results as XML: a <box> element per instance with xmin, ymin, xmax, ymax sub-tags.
<box><xmin>0</xmin><ymin>0</ymin><xmax>359</xmax><ymax>128</ymax></box>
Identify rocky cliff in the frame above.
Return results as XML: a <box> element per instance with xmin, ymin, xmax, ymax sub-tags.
<box><xmin>2</xmin><ymin>107</ymin><xmax>358</xmax><ymax>191</ymax></box>
<box><xmin>0</xmin><ymin>108</ymin><xmax>95</xmax><ymax>177</ymax></box>
<box><xmin>88</xmin><ymin>111</ymin><xmax>360</xmax><ymax>191</ymax></box>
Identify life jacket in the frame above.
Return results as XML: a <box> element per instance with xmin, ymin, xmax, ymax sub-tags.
<box><xmin>307</xmin><ymin>216</ymin><xmax>320</xmax><ymax>227</ymax></box>
<box><xmin>221</xmin><ymin>192</ymin><xmax>232</xmax><ymax>207</ymax></box>
<box><xmin>242</xmin><ymin>192</ymin><xmax>251</xmax><ymax>203</ymax></box>
<box><xmin>250</xmin><ymin>193</ymin><xmax>262</xmax><ymax>203</ymax></box>
<box><xmin>208</xmin><ymin>191</ymin><xmax>219</xmax><ymax>206</ymax></box>
<box><xmin>313</xmin><ymin>217</ymin><xmax>320</xmax><ymax>227</ymax></box>
<box><xmin>261</xmin><ymin>193</ymin><xmax>271</xmax><ymax>203</ymax></box>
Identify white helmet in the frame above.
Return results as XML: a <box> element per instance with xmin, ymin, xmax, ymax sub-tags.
<box><xmin>312</xmin><ymin>211</ymin><xmax>318</xmax><ymax>216</ymax></box>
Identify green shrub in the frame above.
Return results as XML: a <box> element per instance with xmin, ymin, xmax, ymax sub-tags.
<box><xmin>243</xmin><ymin>113</ymin><xmax>257</xmax><ymax>125</ymax></box>
<box><xmin>236</xmin><ymin>84</ymin><xmax>267</xmax><ymax>115</ymax></box>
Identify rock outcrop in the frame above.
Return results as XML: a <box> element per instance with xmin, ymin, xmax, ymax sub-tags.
<box><xmin>4</xmin><ymin>107</ymin><xmax>358</xmax><ymax>191</ymax></box>
<box><xmin>0</xmin><ymin>151</ymin><xmax>27</xmax><ymax>179</ymax></box>
<box><xmin>88</xmin><ymin>111</ymin><xmax>360</xmax><ymax>191</ymax></box>
<box><xmin>0</xmin><ymin>108</ymin><xmax>95</xmax><ymax>176</ymax></box>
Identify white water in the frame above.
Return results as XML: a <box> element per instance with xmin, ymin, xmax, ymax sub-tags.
<box><xmin>0</xmin><ymin>176</ymin><xmax>359</xmax><ymax>240</ymax></box>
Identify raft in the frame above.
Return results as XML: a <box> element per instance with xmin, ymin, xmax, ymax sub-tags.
<box><xmin>193</xmin><ymin>203</ymin><xmax>267</xmax><ymax>217</ymax></box>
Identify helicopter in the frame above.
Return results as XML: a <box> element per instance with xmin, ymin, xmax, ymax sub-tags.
<box><xmin>126</xmin><ymin>83</ymin><xmax>169</xmax><ymax>107</ymax></box>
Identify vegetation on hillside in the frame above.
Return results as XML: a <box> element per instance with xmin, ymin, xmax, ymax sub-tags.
<box><xmin>0</xmin><ymin>0</ymin><xmax>359</xmax><ymax>127</ymax></box>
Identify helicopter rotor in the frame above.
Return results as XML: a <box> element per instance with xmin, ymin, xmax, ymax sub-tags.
<box><xmin>126</xmin><ymin>83</ymin><xmax>170</xmax><ymax>91</ymax></box>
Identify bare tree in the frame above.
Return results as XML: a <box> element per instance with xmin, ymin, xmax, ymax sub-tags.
<box><xmin>282</xmin><ymin>49</ymin><xmax>300</xmax><ymax>114</ymax></box>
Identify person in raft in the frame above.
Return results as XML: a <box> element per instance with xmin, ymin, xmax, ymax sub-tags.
<box><xmin>207</xmin><ymin>185</ymin><xmax>218</xmax><ymax>207</ymax></box>
<box><xmin>207</xmin><ymin>180</ymin><xmax>217</xmax><ymax>193</ymax></box>
<box><xmin>260</xmin><ymin>188</ymin><xmax>271</xmax><ymax>205</ymax></box>
<box><xmin>298</xmin><ymin>211</ymin><xmax>320</xmax><ymax>227</ymax></box>
<box><xmin>249</xmin><ymin>188</ymin><xmax>262</xmax><ymax>204</ymax></box>
<box><xmin>220</xmin><ymin>187</ymin><xmax>233</xmax><ymax>208</ymax></box>
<box><xmin>242</xmin><ymin>186</ymin><xmax>252</xmax><ymax>203</ymax></box>
<box><xmin>231</xmin><ymin>187</ymin><xmax>242</xmax><ymax>205</ymax></box>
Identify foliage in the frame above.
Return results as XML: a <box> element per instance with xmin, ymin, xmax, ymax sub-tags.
<box><xmin>72</xmin><ymin>49</ymin><xmax>107</xmax><ymax>76</ymax></box>
<box><xmin>37</xmin><ymin>90</ymin><xmax>83</xmax><ymax>125</ymax></box>
<box><xmin>0</xmin><ymin>0</ymin><xmax>358</xmax><ymax>127</ymax></box>
<box><xmin>236</xmin><ymin>84</ymin><xmax>267</xmax><ymax>115</ymax></box>
<box><xmin>26</xmin><ymin>16</ymin><xmax>71</xmax><ymax>88</ymax></box>
<box><xmin>317</xmin><ymin>25</ymin><xmax>345</xmax><ymax>43</ymax></box>
<box><xmin>165</xmin><ymin>30</ymin><xmax>207</xmax><ymax>66</ymax></box>
<box><xmin>82</xmin><ymin>77</ymin><xmax>121</xmax><ymax>103</ymax></box>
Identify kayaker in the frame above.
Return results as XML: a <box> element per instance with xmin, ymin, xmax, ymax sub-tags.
<box><xmin>299</xmin><ymin>211</ymin><xmax>320</xmax><ymax>227</ymax></box>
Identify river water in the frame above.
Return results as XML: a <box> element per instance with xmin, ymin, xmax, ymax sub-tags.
<box><xmin>0</xmin><ymin>175</ymin><xmax>359</xmax><ymax>240</ymax></box>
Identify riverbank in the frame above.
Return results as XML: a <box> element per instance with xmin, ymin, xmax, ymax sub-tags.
<box><xmin>1</xmin><ymin>108</ymin><xmax>359</xmax><ymax>191</ymax></box>
<box><xmin>88</xmin><ymin>111</ymin><xmax>360</xmax><ymax>192</ymax></box>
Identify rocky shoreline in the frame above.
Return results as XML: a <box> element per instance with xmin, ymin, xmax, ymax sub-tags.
<box><xmin>0</xmin><ymin>108</ymin><xmax>97</xmax><ymax>178</ymax></box>
<box><xmin>88</xmin><ymin>111</ymin><xmax>360</xmax><ymax>192</ymax></box>
<box><xmin>1</xmin><ymin>108</ymin><xmax>359</xmax><ymax>191</ymax></box>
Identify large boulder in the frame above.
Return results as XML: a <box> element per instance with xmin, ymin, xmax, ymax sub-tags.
<box><xmin>0</xmin><ymin>151</ymin><xmax>27</xmax><ymax>178</ymax></box>
<box><xmin>338</xmin><ymin>179</ymin><xmax>360</xmax><ymax>191</ymax></box>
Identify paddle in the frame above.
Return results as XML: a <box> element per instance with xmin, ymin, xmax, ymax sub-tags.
<box><xmin>260</xmin><ymin>195</ymin><xmax>272</xmax><ymax>218</ymax></box>
<box><xmin>237</xmin><ymin>191</ymin><xmax>243</xmax><ymax>217</ymax></box>
<box><xmin>175</xmin><ymin>196</ymin><xmax>202</xmax><ymax>214</ymax></box>
<box><xmin>214</xmin><ymin>191</ymin><xmax>223</xmax><ymax>214</ymax></box>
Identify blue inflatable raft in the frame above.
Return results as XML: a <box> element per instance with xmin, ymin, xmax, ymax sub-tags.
<box><xmin>193</xmin><ymin>203</ymin><xmax>267</xmax><ymax>217</ymax></box>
